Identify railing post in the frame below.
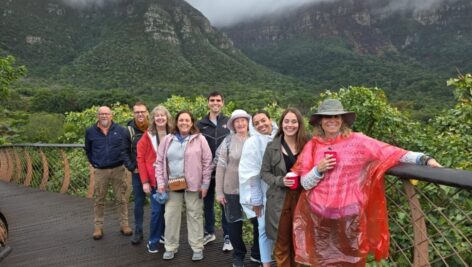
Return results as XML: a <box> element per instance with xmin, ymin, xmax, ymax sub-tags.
<box><xmin>39</xmin><ymin>149</ymin><xmax>49</xmax><ymax>190</ymax></box>
<box><xmin>24</xmin><ymin>149</ymin><xmax>33</xmax><ymax>187</ymax></box>
<box><xmin>403</xmin><ymin>180</ymin><xmax>430</xmax><ymax>267</ymax></box>
<box><xmin>0</xmin><ymin>150</ymin><xmax>7</xmax><ymax>181</ymax></box>
<box><xmin>59</xmin><ymin>149</ymin><xmax>71</xmax><ymax>194</ymax></box>
<box><xmin>13</xmin><ymin>149</ymin><xmax>21</xmax><ymax>183</ymax></box>
<box><xmin>5</xmin><ymin>149</ymin><xmax>13</xmax><ymax>182</ymax></box>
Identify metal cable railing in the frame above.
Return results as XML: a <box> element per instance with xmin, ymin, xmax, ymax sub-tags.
<box><xmin>1</xmin><ymin>144</ymin><xmax>471</xmax><ymax>266</ymax></box>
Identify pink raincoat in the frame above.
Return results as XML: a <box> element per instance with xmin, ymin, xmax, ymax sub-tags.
<box><xmin>292</xmin><ymin>133</ymin><xmax>407</xmax><ymax>266</ymax></box>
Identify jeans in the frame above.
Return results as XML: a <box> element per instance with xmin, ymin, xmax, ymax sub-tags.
<box><xmin>149</xmin><ymin>187</ymin><xmax>165</xmax><ymax>245</ymax></box>
<box><xmin>258</xmin><ymin>209</ymin><xmax>274</xmax><ymax>264</ymax></box>
<box><xmin>204</xmin><ymin>177</ymin><xmax>229</xmax><ymax>236</ymax></box>
<box><xmin>132</xmin><ymin>173</ymin><xmax>145</xmax><ymax>233</ymax></box>
<box><xmin>228</xmin><ymin>217</ymin><xmax>260</xmax><ymax>261</ymax></box>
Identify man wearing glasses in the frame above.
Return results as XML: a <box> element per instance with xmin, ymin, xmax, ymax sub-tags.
<box><xmin>85</xmin><ymin>106</ymin><xmax>132</xmax><ymax>240</ymax></box>
<box><xmin>122</xmin><ymin>102</ymin><xmax>150</xmax><ymax>245</ymax></box>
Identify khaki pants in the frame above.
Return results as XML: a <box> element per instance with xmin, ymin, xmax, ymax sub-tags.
<box><xmin>164</xmin><ymin>191</ymin><xmax>204</xmax><ymax>252</ymax></box>
<box><xmin>123</xmin><ymin>170</ymin><xmax>132</xmax><ymax>201</ymax></box>
<box><xmin>93</xmin><ymin>166</ymin><xmax>129</xmax><ymax>228</ymax></box>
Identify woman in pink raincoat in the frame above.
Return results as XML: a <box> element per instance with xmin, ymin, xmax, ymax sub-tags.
<box><xmin>292</xmin><ymin>99</ymin><xmax>441</xmax><ymax>266</ymax></box>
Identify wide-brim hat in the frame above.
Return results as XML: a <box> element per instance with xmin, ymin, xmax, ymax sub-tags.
<box><xmin>227</xmin><ymin>109</ymin><xmax>251</xmax><ymax>132</ymax></box>
<box><xmin>309</xmin><ymin>99</ymin><xmax>356</xmax><ymax>127</ymax></box>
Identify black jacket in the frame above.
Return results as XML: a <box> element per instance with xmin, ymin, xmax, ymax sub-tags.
<box><xmin>197</xmin><ymin>113</ymin><xmax>230</xmax><ymax>158</ymax></box>
<box><xmin>122</xmin><ymin>119</ymin><xmax>145</xmax><ymax>172</ymax></box>
<box><xmin>84</xmin><ymin>122</ymin><xmax>126</xmax><ymax>169</ymax></box>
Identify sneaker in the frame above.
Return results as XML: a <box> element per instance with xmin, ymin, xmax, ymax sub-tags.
<box><xmin>192</xmin><ymin>250</ymin><xmax>204</xmax><ymax>261</ymax></box>
<box><xmin>147</xmin><ymin>242</ymin><xmax>158</xmax><ymax>253</ymax></box>
<box><xmin>130</xmin><ymin>231</ymin><xmax>143</xmax><ymax>245</ymax></box>
<box><xmin>222</xmin><ymin>235</ymin><xmax>233</xmax><ymax>251</ymax></box>
<box><xmin>203</xmin><ymin>233</ymin><xmax>216</xmax><ymax>245</ymax></box>
<box><xmin>163</xmin><ymin>249</ymin><xmax>177</xmax><ymax>260</ymax></box>
<box><xmin>250</xmin><ymin>255</ymin><xmax>261</xmax><ymax>264</ymax></box>
<box><xmin>159</xmin><ymin>236</ymin><xmax>165</xmax><ymax>244</ymax></box>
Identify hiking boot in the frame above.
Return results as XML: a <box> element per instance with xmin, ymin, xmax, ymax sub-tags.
<box><xmin>203</xmin><ymin>233</ymin><xmax>216</xmax><ymax>245</ymax></box>
<box><xmin>192</xmin><ymin>250</ymin><xmax>204</xmax><ymax>261</ymax></box>
<box><xmin>163</xmin><ymin>249</ymin><xmax>177</xmax><ymax>260</ymax></box>
<box><xmin>130</xmin><ymin>231</ymin><xmax>143</xmax><ymax>245</ymax></box>
<box><xmin>147</xmin><ymin>242</ymin><xmax>158</xmax><ymax>253</ymax></box>
<box><xmin>222</xmin><ymin>235</ymin><xmax>233</xmax><ymax>251</ymax></box>
<box><xmin>120</xmin><ymin>226</ymin><xmax>133</xmax><ymax>236</ymax></box>
<box><xmin>92</xmin><ymin>227</ymin><xmax>103</xmax><ymax>240</ymax></box>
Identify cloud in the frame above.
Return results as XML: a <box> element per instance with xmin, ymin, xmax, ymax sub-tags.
<box><xmin>380</xmin><ymin>0</ymin><xmax>459</xmax><ymax>13</ymax></box>
<box><xmin>185</xmin><ymin>0</ymin><xmax>457</xmax><ymax>27</ymax></box>
<box><xmin>61</xmin><ymin>0</ymin><xmax>120</xmax><ymax>9</ymax></box>
<box><xmin>185</xmin><ymin>0</ymin><xmax>333</xmax><ymax>27</ymax></box>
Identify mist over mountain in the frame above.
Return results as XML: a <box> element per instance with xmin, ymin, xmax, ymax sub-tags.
<box><xmin>221</xmin><ymin>0</ymin><xmax>472</xmax><ymax>116</ymax></box>
<box><xmin>185</xmin><ymin>0</ymin><xmax>460</xmax><ymax>27</ymax></box>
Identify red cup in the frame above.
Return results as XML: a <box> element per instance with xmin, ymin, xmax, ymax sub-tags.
<box><xmin>324</xmin><ymin>151</ymin><xmax>337</xmax><ymax>161</ymax></box>
<box><xmin>286</xmin><ymin>172</ymin><xmax>299</xmax><ymax>190</ymax></box>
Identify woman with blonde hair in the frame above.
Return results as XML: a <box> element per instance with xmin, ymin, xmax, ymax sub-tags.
<box><xmin>136</xmin><ymin>105</ymin><xmax>172</xmax><ymax>253</ymax></box>
<box><xmin>292</xmin><ymin>99</ymin><xmax>441</xmax><ymax>266</ymax></box>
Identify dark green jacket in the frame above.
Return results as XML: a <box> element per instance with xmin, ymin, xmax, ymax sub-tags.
<box><xmin>261</xmin><ymin>135</ymin><xmax>290</xmax><ymax>240</ymax></box>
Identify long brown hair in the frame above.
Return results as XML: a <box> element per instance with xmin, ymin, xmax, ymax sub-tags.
<box><xmin>171</xmin><ymin>110</ymin><xmax>200</xmax><ymax>135</ymax></box>
<box><xmin>276</xmin><ymin>107</ymin><xmax>308</xmax><ymax>152</ymax></box>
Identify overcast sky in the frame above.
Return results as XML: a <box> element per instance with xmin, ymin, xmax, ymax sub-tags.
<box><xmin>185</xmin><ymin>0</ymin><xmax>456</xmax><ymax>27</ymax></box>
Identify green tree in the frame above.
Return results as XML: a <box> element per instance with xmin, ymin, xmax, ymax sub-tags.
<box><xmin>61</xmin><ymin>104</ymin><xmax>131</xmax><ymax>143</ymax></box>
<box><xmin>312</xmin><ymin>86</ymin><xmax>423</xmax><ymax>150</ymax></box>
<box><xmin>14</xmin><ymin>113</ymin><xmax>65</xmax><ymax>143</ymax></box>
<box><xmin>0</xmin><ymin>55</ymin><xmax>27</xmax><ymax>98</ymax></box>
<box><xmin>426</xmin><ymin>74</ymin><xmax>472</xmax><ymax>169</ymax></box>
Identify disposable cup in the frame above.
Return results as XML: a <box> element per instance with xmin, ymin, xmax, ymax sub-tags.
<box><xmin>286</xmin><ymin>172</ymin><xmax>299</xmax><ymax>190</ymax></box>
<box><xmin>324</xmin><ymin>151</ymin><xmax>337</xmax><ymax>161</ymax></box>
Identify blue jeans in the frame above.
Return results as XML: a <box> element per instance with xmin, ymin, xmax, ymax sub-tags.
<box><xmin>132</xmin><ymin>173</ymin><xmax>145</xmax><ymax>233</ymax></box>
<box><xmin>149</xmin><ymin>187</ymin><xmax>165</xmax><ymax>245</ymax></box>
<box><xmin>258</xmin><ymin>210</ymin><xmax>274</xmax><ymax>264</ymax></box>
<box><xmin>204</xmin><ymin>177</ymin><xmax>228</xmax><ymax>236</ymax></box>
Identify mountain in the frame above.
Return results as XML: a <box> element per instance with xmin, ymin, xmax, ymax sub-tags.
<box><xmin>0</xmin><ymin>0</ymin><xmax>308</xmax><ymax>108</ymax></box>
<box><xmin>222</xmin><ymin>0</ymin><xmax>472</xmax><ymax>116</ymax></box>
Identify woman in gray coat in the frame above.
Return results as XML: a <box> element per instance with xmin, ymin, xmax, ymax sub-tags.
<box><xmin>261</xmin><ymin>107</ymin><xmax>308</xmax><ymax>267</ymax></box>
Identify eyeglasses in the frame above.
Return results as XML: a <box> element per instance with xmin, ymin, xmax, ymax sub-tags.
<box><xmin>321</xmin><ymin>115</ymin><xmax>341</xmax><ymax>119</ymax></box>
<box><xmin>134</xmin><ymin>111</ymin><xmax>148</xmax><ymax>114</ymax></box>
<box><xmin>98</xmin><ymin>113</ymin><xmax>111</xmax><ymax>116</ymax></box>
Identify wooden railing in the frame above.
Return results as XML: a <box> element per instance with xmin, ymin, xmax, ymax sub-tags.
<box><xmin>0</xmin><ymin>144</ymin><xmax>471</xmax><ymax>266</ymax></box>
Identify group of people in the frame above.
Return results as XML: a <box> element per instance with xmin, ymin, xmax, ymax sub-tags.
<box><xmin>84</xmin><ymin>92</ymin><xmax>441</xmax><ymax>266</ymax></box>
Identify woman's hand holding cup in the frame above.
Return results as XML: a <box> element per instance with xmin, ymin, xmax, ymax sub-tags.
<box><xmin>284</xmin><ymin>172</ymin><xmax>299</xmax><ymax>189</ymax></box>
<box><xmin>317</xmin><ymin>151</ymin><xmax>337</xmax><ymax>173</ymax></box>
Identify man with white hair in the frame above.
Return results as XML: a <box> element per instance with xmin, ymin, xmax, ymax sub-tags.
<box><xmin>85</xmin><ymin>106</ymin><xmax>132</xmax><ymax>240</ymax></box>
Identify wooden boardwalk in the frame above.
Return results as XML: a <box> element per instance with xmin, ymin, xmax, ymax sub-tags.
<box><xmin>0</xmin><ymin>181</ymin><xmax>260</xmax><ymax>266</ymax></box>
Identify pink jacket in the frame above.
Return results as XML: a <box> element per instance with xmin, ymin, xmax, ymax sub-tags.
<box><xmin>155</xmin><ymin>133</ymin><xmax>212</xmax><ymax>192</ymax></box>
